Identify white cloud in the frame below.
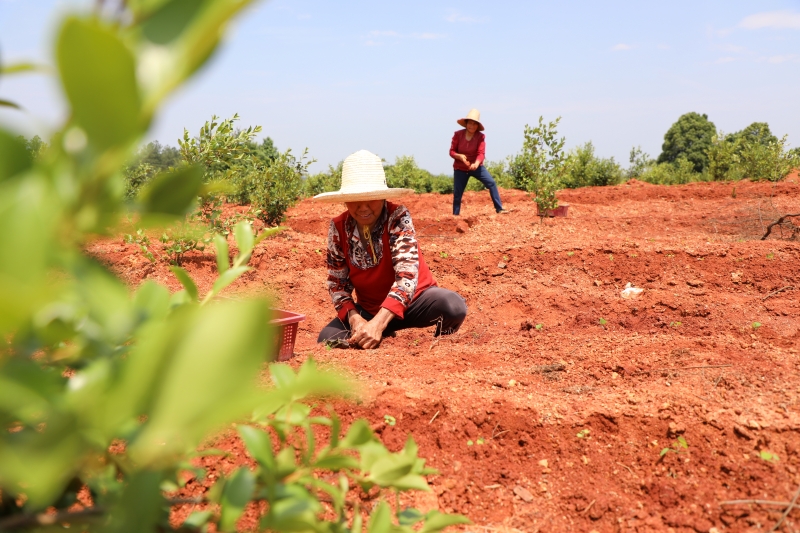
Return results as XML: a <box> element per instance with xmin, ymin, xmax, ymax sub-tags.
<box><xmin>715</xmin><ymin>56</ymin><xmax>737</xmax><ymax>64</ymax></box>
<box><xmin>739</xmin><ymin>10</ymin><xmax>800</xmax><ymax>30</ymax></box>
<box><xmin>765</xmin><ymin>54</ymin><xmax>799</xmax><ymax>64</ymax></box>
<box><xmin>714</xmin><ymin>43</ymin><xmax>746</xmax><ymax>53</ymax></box>
<box><xmin>412</xmin><ymin>32</ymin><xmax>446</xmax><ymax>40</ymax></box>
<box><xmin>445</xmin><ymin>11</ymin><xmax>484</xmax><ymax>23</ymax></box>
<box><xmin>611</xmin><ymin>43</ymin><xmax>633</xmax><ymax>51</ymax></box>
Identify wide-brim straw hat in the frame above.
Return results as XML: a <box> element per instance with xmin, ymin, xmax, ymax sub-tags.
<box><xmin>457</xmin><ymin>108</ymin><xmax>485</xmax><ymax>131</ymax></box>
<box><xmin>312</xmin><ymin>150</ymin><xmax>414</xmax><ymax>203</ymax></box>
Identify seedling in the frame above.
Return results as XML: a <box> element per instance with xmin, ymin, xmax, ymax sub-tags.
<box><xmin>660</xmin><ymin>436</ymin><xmax>688</xmax><ymax>457</ymax></box>
<box><xmin>670</xmin><ymin>321</ymin><xmax>682</xmax><ymax>328</ymax></box>
<box><xmin>124</xmin><ymin>229</ymin><xmax>156</xmax><ymax>262</ymax></box>
<box><xmin>383</xmin><ymin>415</ymin><xmax>396</xmax><ymax>426</ymax></box>
<box><xmin>608</xmin><ymin>254</ymin><xmax>614</xmax><ymax>261</ymax></box>
<box><xmin>629</xmin><ymin>253</ymin><xmax>638</xmax><ymax>258</ymax></box>
<box><xmin>766</xmin><ymin>253</ymin><xmax>774</xmax><ymax>260</ymax></box>
<box><xmin>535</xmin><ymin>323</ymin><xmax>543</xmax><ymax>330</ymax></box>
<box><xmin>314</xmin><ymin>248</ymin><xmax>321</xmax><ymax>254</ymax></box>
<box><xmin>324</xmin><ymin>338</ymin><xmax>349</xmax><ymax>349</ymax></box>
<box><xmin>467</xmin><ymin>440</ymin><xmax>474</xmax><ymax>446</ymax></box>
<box><xmin>502</xmin><ymin>255</ymin><xmax>509</xmax><ymax>261</ymax></box>
<box><xmin>439</xmin><ymin>251</ymin><xmax>448</xmax><ymax>258</ymax></box>
<box><xmin>576</xmin><ymin>429</ymin><xmax>590</xmax><ymax>439</ymax></box>
<box><xmin>599</xmin><ymin>318</ymin><xmax>608</xmax><ymax>326</ymax></box>
<box><xmin>476</xmin><ymin>437</ymin><xmax>485</xmax><ymax>445</ymax></box>
<box><xmin>759</xmin><ymin>450</ymin><xmax>779</xmax><ymax>463</ymax></box>
<box><xmin>752</xmin><ymin>322</ymin><xmax>761</xmax><ymax>330</ymax></box>
<box><xmin>567</xmin><ymin>251</ymin><xmax>574</xmax><ymax>257</ymax></box>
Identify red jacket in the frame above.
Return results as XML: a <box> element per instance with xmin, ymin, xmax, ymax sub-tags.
<box><xmin>450</xmin><ymin>129</ymin><xmax>486</xmax><ymax>171</ymax></box>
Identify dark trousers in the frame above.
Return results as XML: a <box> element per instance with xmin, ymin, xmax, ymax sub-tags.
<box><xmin>453</xmin><ymin>166</ymin><xmax>504</xmax><ymax>215</ymax></box>
<box><xmin>317</xmin><ymin>287</ymin><xmax>467</xmax><ymax>344</ymax></box>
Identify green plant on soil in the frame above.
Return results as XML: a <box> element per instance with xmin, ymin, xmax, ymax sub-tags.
<box><xmin>0</xmin><ymin>3</ymin><xmax>465</xmax><ymax>532</ymax></box>
<box><xmin>509</xmin><ymin>116</ymin><xmax>567</xmax><ymax>217</ymax></box>
<box><xmin>159</xmin><ymin>221</ymin><xmax>209</xmax><ymax>265</ymax></box>
<box><xmin>752</xmin><ymin>322</ymin><xmax>762</xmax><ymax>330</ymax></box>
<box><xmin>124</xmin><ymin>228</ymin><xmax>156</xmax><ymax>262</ymax></box>
<box><xmin>383</xmin><ymin>414</ymin><xmax>397</xmax><ymax>426</ymax></box>
<box><xmin>759</xmin><ymin>450</ymin><xmax>780</xmax><ymax>463</ymax></box>
<box><xmin>535</xmin><ymin>323</ymin><xmax>544</xmax><ymax>330</ymax></box>
<box><xmin>576</xmin><ymin>429</ymin><xmax>591</xmax><ymax>439</ymax></box>
<box><xmin>670</xmin><ymin>321</ymin><xmax>683</xmax><ymax>328</ymax></box>
<box><xmin>660</xmin><ymin>436</ymin><xmax>689</xmax><ymax>457</ymax></box>
<box><xmin>599</xmin><ymin>318</ymin><xmax>608</xmax><ymax>326</ymax></box>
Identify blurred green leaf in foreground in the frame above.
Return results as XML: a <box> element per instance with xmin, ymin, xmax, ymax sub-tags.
<box><xmin>0</xmin><ymin>1</ymin><xmax>468</xmax><ymax>532</ymax></box>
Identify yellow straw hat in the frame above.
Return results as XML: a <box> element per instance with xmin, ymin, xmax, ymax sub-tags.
<box><xmin>457</xmin><ymin>108</ymin><xmax>484</xmax><ymax>131</ymax></box>
<box><xmin>312</xmin><ymin>150</ymin><xmax>414</xmax><ymax>203</ymax></box>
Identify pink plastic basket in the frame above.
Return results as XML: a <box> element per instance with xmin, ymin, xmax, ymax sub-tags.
<box><xmin>269</xmin><ymin>309</ymin><xmax>306</xmax><ymax>361</ymax></box>
<box><xmin>536</xmin><ymin>203</ymin><xmax>570</xmax><ymax>217</ymax></box>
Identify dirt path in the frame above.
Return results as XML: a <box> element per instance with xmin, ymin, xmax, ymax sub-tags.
<box><xmin>90</xmin><ymin>177</ymin><xmax>800</xmax><ymax>532</ymax></box>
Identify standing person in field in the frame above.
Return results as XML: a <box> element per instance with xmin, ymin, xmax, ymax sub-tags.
<box><xmin>314</xmin><ymin>150</ymin><xmax>468</xmax><ymax>349</ymax></box>
<box><xmin>449</xmin><ymin>108</ymin><xmax>507</xmax><ymax>215</ymax></box>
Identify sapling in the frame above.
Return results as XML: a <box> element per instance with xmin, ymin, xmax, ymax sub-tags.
<box><xmin>660</xmin><ymin>436</ymin><xmax>688</xmax><ymax>457</ymax></box>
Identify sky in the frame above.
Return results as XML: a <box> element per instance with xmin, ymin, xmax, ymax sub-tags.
<box><xmin>1</xmin><ymin>0</ymin><xmax>799</xmax><ymax>174</ymax></box>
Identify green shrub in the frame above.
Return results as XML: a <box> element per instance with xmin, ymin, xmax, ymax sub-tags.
<box><xmin>430</xmin><ymin>173</ymin><xmax>455</xmax><ymax>194</ymax></box>
<box><xmin>708</xmin><ymin>123</ymin><xmax>798</xmax><ymax>182</ymax></box>
<box><xmin>244</xmin><ymin>148</ymin><xmax>312</xmax><ymax>225</ymax></box>
<box><xmin>303</xmin><ymin>161</ymin><xmax>343</xmax><ymax>196</ymax></box>
<box><xmin>626</xmin><ymin>146</ymin><xmax>656</xmax><ymax>179</ymax></box>
<box><xmin>509</xmin><ymin>116</ymin><xmax>568</xmax><ymax>214</ymax></box>
<box><xmin>640</xmin><ymin>157</ymin><xmax>703</xmax><ymax>185</ymax></box>
<box><xmin>385</xmin><ymin>155</ymin><xmax>435</xmax><ymax>193</ymax></box>
<box><xmin>564</xmin><ymin>141</ymin><xmax>623</xmax><ymax>188</ymax></box>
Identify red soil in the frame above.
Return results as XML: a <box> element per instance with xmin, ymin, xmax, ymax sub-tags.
<box><xmin>89</xmin><ymin>177</ymin><xmax>800</xmax><ymax>532</ymax></box>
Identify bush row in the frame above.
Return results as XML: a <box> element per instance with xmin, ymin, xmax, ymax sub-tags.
<box><xmin>24</xmin><ymin>115</ymin><xmax>799</xmax><ymax>229</ymax></box>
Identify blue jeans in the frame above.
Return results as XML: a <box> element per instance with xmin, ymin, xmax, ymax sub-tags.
<box><xmin>453</xmin><ymin>166</ymin><xmax>503</xmax><ymax>215</ymax></box>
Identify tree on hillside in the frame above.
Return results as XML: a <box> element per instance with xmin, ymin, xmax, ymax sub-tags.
<box><xmin>657</xmin><ymin>112</ymin><xmax>716</xmax><ymax>172</ymax></box>
<box><xmin>707</xmin><ymin>121</ymin><xmax>798</xmax><ymax>182</ymax></box>
<box><xmin>730</xmin><ymin>122</ymin><xmax>778</xmax><ymax>147</ymax></box>
<box><xmin>138</xmin><ymin>140</ymin><xmax>182</xmax><ymax>170</ymax></box>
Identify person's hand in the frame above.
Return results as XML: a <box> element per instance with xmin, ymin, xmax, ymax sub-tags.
<box><xmin>347</xmin><ymin>308</ymin><xmax>395</xmax><ymax>349</ymax></box>
<box><xmin>349</xmin><ymin>318</ymin><xmax>384</xmax><ymax>349</ymax></box>
<box><xmin>458</xmin><ymin>154</ymin><xmax>468</xmax><ymax>165</ymax></box>
<box><xmin>469</xmin><ymin>161</ymin><xmax>480</xmax><ymax>171</ymax></box>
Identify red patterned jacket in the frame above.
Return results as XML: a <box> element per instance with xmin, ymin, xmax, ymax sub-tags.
<box><xmin>325</xmin><ymin>202</ymin><xmax>436</xmax><ymax>320</ymax></box>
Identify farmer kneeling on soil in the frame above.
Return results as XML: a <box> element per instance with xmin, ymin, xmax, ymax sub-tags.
<box><xmin>314</xmin><ymin>150</ymin><xmax>467</xmax><ymax>349</ymax></box>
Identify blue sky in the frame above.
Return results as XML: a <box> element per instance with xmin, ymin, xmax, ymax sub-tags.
<box><xmin>1</xmin><ymin>0</ymin><xmax>799</xmax><ymax>174</ymax></box>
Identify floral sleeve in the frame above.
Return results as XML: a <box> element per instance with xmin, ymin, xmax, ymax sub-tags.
<box><xmin>386</xmin><ymin>205</ymin><xmax>420</xmax><ymax>310</ymax></box>
<box><xmin>325</xmin><ymin>220</ymin><xmax>355</xmax><ymax>318</ymax></box>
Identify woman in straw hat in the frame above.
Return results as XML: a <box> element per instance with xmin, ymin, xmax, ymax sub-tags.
<box><xmin>314</xmin><ymin>150</ymin><xmax>467</xmax><ymax>349</ymax></box>
<box><xmin>450</xmin><ymin>108</ymin><xmax>507</xmax><ymax>215</ymax></box>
